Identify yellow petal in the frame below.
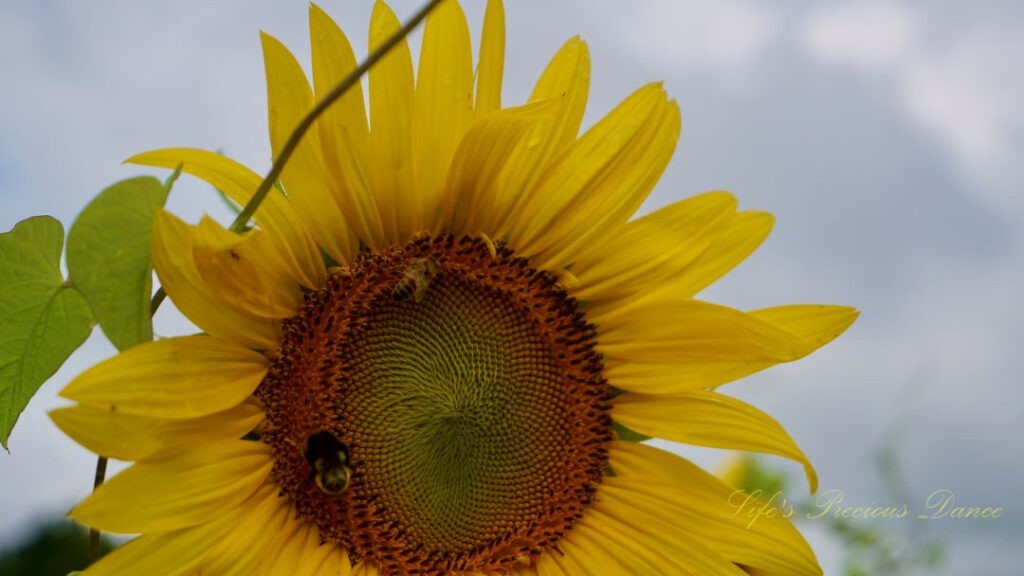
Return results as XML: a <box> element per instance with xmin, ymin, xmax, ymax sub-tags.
<box><xmin>60</xmin><ymin>335</ymin><xmax>268</xmax><ymax>418</ymax></box>
<box><xmin>261</xmin><ymin>521</ymin><xmax>352</xmax><ymax>576</ymax></box>
<box><xmin>352</xmin><ymin>561</ymin><xmax>382</xmax><ymax>576</ymax></box>
<box><xmin>49</xmin><ymin>401</ymin><xmax>263</xmax><ymax>461</ymax></box>
<box><xmin>125</xmin><ymin>148</ymin><xmax>325</xmax><ymax>289</ymax></box>
<box><xmin>539</xmin><ymin>93</ymin><xmax>680</xmax><ymax>270</ymax></box>
<box><xmin>152</xmin><ymin>210</ymin><xmax>280</xmax><ymax>349</ymax></box>
<box><xmin>584</xmin><ymin>503</ymin><xmax>745</xmax><ymax>575</ymax></box>
<box><xmin>572</xmin><ymin>192</ymin><xmax>737</xmax><ymax>301</ymax></box>
<box><xmin>482</xmin><ymin>37</ymin><xmax>590</xmax><ymax>235</ymax></box>
<box><xmin>201</xmin><ymin>484</ymin><xmax>292</xmax><ymax>576</ymax></box>
<box><xmin>368</xmin><ymin>0</ymin><xmax>415</xmax><ymax>244</ymax></box>
<box><xmin>567</xmin><ymin>521</ymin><xmax>672</xmax><ymax>576</ymax></box>
<box><xmin>506</xmin><ymin>84</ymin><xmax>677</xmax><ymax>266</ymax></box>
<box><xmin>262</xmin><ymin>32</ymin><xmax>358</xmax><ymax>264</ymax></box>
<box><xmin>80</xmin><ymin>484</ymin><xmax>281</xmax><ymax>576</ymax></box>
<box><xmin>318</xmin><ymin>547</ymin><xmax>354</xmax><ymax>576</ymax></box>
<box><xmin>192</xmin><ymin>216</ymin><xmax>302</xmax><ymax>318</ymax></box>
<box><xmin>442</xmin><ymin>101</ymin><xmax>556</xmax><ymax>235</ymax></box>
<box><xmin>262</xmin><ymin>523</ymin><xmax>321</xmax><ymax>576</ymax></box>
<box><xmin>310</xmin><ymin>4</ymin><xmax>386</xmax><ymax>250</ymax></box>
<box><xmin>69</xmin><ymin>441</ymin><xmax>272</xmax><ymax>533</ymax></box>
<box><xmin>542</xmin><ymin>526</ymin><xmax>635</xmax><ymax>575</ymax></box>
<box><xmin>80</xmin><ymin>523</ymin><xmax>216</xmax><ymax>575</ymax></box>
<box><xmin>594</xmin><ymin>298</ymin><xmax>812</xmax><ymax>364</ymax></box>
<box><xmin>475</xmin><ymin>0</ymin><xmax>505</xmax><ymax>116</ymax></box>
<box><xmin>609</xmin><ymin>441</ymin><xmax>822</xmax><ymax>575</ymax></box>
<box><xmin>660</xmin><ymin>210</ymin><xmax>775</xmax><ymax>298</ymax></box>
<box><xmin>749</xmin><ymin>305</ymin><xmax>859</xmax><ymax>349</ymax></box>
<box><xmin>521</xmin><ymin>36</ymin><xmax>590</xmax><ymax>165</ymax></box>
<box><xmin>604</xmin><ymin>359</ymin><xmax>763</xmax><ymax>395</ymax></box>
<box><xmin>597</xmin><ymin>301</ymin><xmax>857</xmax><ymax>393</ymax></box>
<box><xmin>612</xmin><ymin>391</ymin><xmax>818</xmax><ymax>491</ymax></box>
<box><xmin>528</xmin><ymin>551</ymin><xmax>570</xmax><ymax>576</ymax></box>
<box><xmin>413</xmin><ymin>0</ymin><xmax>474</xmax><ymax>233</ymax></box>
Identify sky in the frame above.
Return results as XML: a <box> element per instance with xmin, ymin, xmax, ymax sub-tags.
<box><xmin>1</xmin><ymin>1</ymin><xmax>1022</xmax><ymax>573</ymax></box>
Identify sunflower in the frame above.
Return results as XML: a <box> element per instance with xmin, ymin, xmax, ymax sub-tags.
<box><xmin>51</xmin><ymin>1</ymin><xmax>856</xmax><ymax>575</ymax></box>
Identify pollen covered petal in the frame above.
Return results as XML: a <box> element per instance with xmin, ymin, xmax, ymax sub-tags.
<box><xmin>608</xmin><ymin>441</ymin><xmax>822</xmax><ymax>575</ymax></box>
<box><xmin>612</xmin><ymin>391</ymin><xmax>818</xmax><ymax>492</ymax></box>
<box><xmin>49</xmin><ymin>401</ymin><xmax>263</xmax><ymax>461</ymax></box>
<box><xmin>414</xmin><ymin>0</ymin><xmax>474</xmax><ymax>232</ymax></box>
<box><xmin>125</xmin><ymin>148</ymin><xmax>326</xmax><ymax>289</ymax></box>
<box><xmin>60</xmin><ymin>335</ymin><xmax>268</xmax><ymax>418</ymax></box>
<box><xmin>262</xmin><ymin>32</ymin><xmax>358</xmax><ymax>265</ymax></box>
<box><xmin>571</xmin><ymin>191</ymin><xmax>737</xmax><ymax>301</ymax></box>
<box><xmin>310</xmin><ymin>4</ymin><xmax>385</xmax><ymax>250</ymax></box>
<box><xmin>368</xmin><ymin>0</ymin><xmax>416</xmax><ymax>244</ymax></box>
<box><xmin>69</xmin><ymin>441</ymin><xmax>273</xmax><ymax>533</ymax></box>
<box><xmin>152</xmin><ymin>210</ymin><xmax>280</xmax><ymax>349</ymax></box>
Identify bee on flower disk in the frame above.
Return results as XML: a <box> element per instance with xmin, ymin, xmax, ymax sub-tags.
<box><xmin>392</xmin><ymin>257</ymin><xmax>440</xmax><ymax>303</ymax></box>
<box><xmin>305</xmin><ymin>430</ymin><xmax>351</xmax><ymax>496</ymax></box>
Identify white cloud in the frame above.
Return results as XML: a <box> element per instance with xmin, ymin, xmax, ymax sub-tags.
<box><xmin>805</xmin><ymin>1</ymin><xmax>916</xmax><ymax>68</ymax></box>
<box><xmin>624</xmin><ymin>0</ymin><xmax>777</xmax><ymax>67</ymax></box>
<box><xmin>902</xmin><ymin>38</ymin><xmax>1024</xmax><ymax>212</ymax></box>
<box><xmin>804</xmin><ymin>2</ymin><xmax>1024</xmax><ymax>214</ymax></box>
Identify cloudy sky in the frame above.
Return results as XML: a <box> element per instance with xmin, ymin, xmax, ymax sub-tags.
<box><xmin>1</xmin><ymin>1</ymin><xmax>1021</xmax><ymax>573</ymax></box>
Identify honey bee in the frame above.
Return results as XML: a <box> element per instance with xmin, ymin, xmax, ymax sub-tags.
<box><xmin>305</xmin><ymin>430</ymin><xmax>351</xmax><ymax>496</ymax></box>
<box><xmin>392</xmin><ymin>257</ymin><xmax>440</xmax><ymax>303</ymax></box>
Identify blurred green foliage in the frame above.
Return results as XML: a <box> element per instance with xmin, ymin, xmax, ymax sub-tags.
<box><xmin>0</xmin><ymin>521</ymin><xmax>115</xmax><ymax>576</ymax></box>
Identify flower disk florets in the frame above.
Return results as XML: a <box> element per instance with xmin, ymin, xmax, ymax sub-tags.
<box><xmin>257</xmin><ymin>234</ymin><xmax>612</xmax><ymax>575</ymax></box>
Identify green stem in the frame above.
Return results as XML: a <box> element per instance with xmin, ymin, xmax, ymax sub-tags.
<box><xmin>86</xmin><ymin>0</ymin><xmax>443</xmax><ymax>565</ymax></box>
<box><xmin>88</xmin><ymin>456</ymin><xmax>107</xmax><ymax>561</ymax></box>
<box><xmin>150</xmin><ymin>287</ymin><xmax>166</xmax><ymax>316</ymax></box>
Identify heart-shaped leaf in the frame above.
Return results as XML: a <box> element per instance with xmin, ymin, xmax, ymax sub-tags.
<box><xmin>66</xmin><ymin>176</ymin><xmax>170</xmax><ymax>351</ymax></box>
<box><xmin>0</xmin><ymin>216</ymin><xmax>94</xmax><ymax>448</ymax></box>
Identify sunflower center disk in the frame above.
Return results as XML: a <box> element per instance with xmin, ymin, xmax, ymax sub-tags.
<box><xmin>257</xmin><ymin>235</ymin><xmax>611</xmax><ymax>575</ymax></box>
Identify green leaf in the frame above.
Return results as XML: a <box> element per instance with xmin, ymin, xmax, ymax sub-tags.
<box><xmin>66</xmin><ymin>176</ymin><xmax>170</xmax><ymax>351</ymax></box>
<box><xmin>0</xmin><ymin>216</ymin><xmax>94</xmax><ymax>448</ymax></box>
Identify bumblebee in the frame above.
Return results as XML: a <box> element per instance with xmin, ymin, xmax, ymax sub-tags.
<box><xmin>392</xmin><ymin>257</ymin><xmax>440</xmax><ymax>303</ymax></box>
<box><xmin>305</xmin><ymin>430</ymin><xmax>351</xmax><ymax>496</ymax></box>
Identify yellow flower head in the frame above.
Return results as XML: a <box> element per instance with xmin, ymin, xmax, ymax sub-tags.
<box><xmin>52</xmin><ymin>1</ymin><xmax>856</xmax><ymax>574</ymax></box>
